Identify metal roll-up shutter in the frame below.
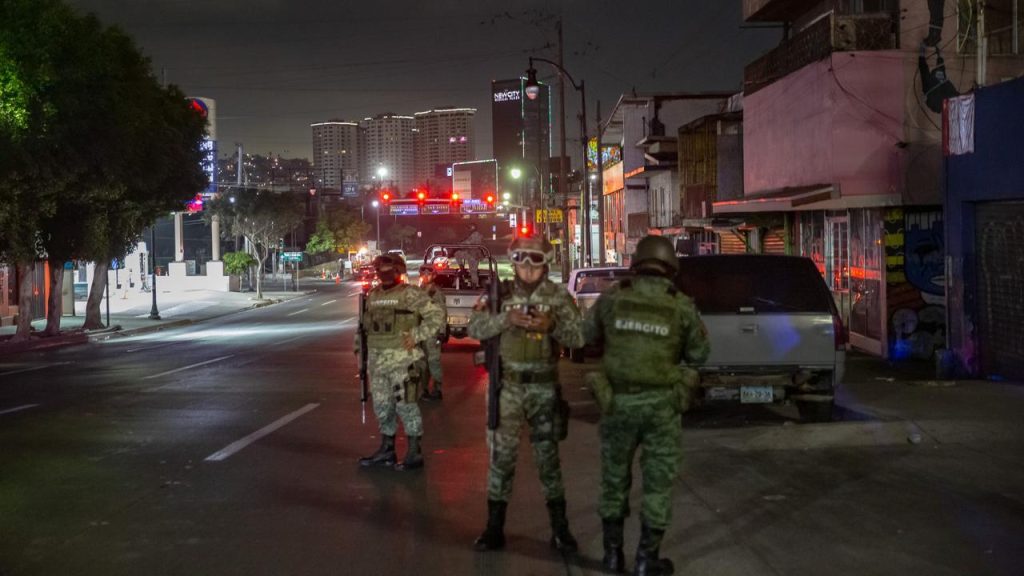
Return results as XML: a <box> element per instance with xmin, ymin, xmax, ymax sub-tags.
<box><xmin>718</xmin><ymin>229</ymin><xmax>748</xmax><ymax>254</ymax></box>
<box><xmin>762</xmin><ymin>228</ymin><xmax>788</xmax><ymax>254</ymax></box>
<box><xmin>975</xmin><ymin>202</ymin><xmax>1024</xmax><ymax>380</ymax></box>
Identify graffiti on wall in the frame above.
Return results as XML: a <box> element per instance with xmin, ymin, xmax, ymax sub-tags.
<box><xmin>885</xmin><ymin>208</ymin><xmax>946</xmax><ymax>360</ymax></box>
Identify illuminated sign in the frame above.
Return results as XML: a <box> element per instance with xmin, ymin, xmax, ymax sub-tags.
<box><xmin>187</xmin><ymin>98</ymin><xmax>209</xmax><ymax>118</ymax></box>
<box><xmin>493</xmin><ymin>89</ymin><xmax>521</xmax><ymax>103</ymax></box>
<box><xmin>198</xmin><ymin>138</ymin><xmax>217</xmax><ymax>193</ymax></box>
<box><xmin>389</xmin><ymin>203</ymin><xmax>420</xmax><ymax>216</ymax></box>
<box><xmin>423</xmin><ymin>201</ymin><xmax>451</xmax><ymax>215</ymax></box>
<box><xmin>460</xmin><ymin>199</ymin><xmax>493</xmax><ymax>214</ymax></box>
<box><xmin>587</xmin><ymin>138</ymin><xmax>622</xmax><ymax>171</ymax></box>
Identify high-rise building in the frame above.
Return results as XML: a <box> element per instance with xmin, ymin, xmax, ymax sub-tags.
<box><xmin>491</xmin><ymin>78</ymin><xmax>551</xmax><ymax>209</ymax></box>
<box><xmin>311</xmin><ymin>120</ymin><xmax>364</xmax><ymax>196</ymax></box>
<box><xmin>363</xmin><ymin>114</ymin><xmax>415</xmax><ymax>195</ymax></box>
<box><xmin>413</xmin><ymin>107</ymin><xmax>476</xmax><ymax>192</ymax></box>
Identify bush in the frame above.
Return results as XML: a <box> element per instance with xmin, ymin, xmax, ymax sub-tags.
<box><xmin>223</xmin><ymin>251</ymin><xmax>257</xmax><ymax>275</ymax></box>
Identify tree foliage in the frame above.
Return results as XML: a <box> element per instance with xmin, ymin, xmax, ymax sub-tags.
<box><xmin>1</xmin><ymin>0</ymin><xmax>207</xmax><ymax>336</ymax></box>
<box><xmin>206</xmin><ymin>189</ymin><xmax>303</xmax><ymax>300</ymax></box>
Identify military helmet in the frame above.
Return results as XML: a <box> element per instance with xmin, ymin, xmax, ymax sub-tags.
<box><xmin>372</xmin><ymin>253</ymin><xmax>407</xmax><ymax>274</ymax></box>
<box><xmin>508</xmin><ymin>234</ymin><xmax>554</xmax><ymax>266</ymax></box>
<box><xmin>631</xmin><ymin>235</ymin><xmax>678</xmax><ymax>275</ymax></box>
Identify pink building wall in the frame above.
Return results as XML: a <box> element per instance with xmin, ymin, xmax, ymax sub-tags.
<box><xmin>744</xmin><ymin>52</ymin><xmax>906</xmax><ymax>198</ymax></box>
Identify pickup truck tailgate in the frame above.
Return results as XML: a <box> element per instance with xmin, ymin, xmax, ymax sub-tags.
<box><xmin>702</xmin><ymin>312</ymin><xmax>837</xmax><ymax>369</ymax></box>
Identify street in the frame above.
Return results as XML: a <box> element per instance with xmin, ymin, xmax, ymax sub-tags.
<box><xmin>1</xmin><ymin>279</ymin><xmax>1023</xmax><ymax>576</ymax></box>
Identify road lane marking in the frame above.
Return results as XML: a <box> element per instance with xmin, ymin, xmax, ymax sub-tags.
<box><xmin>272</xmin><ymin>335</ymin><xmax>304</xmax><ymax>347</ymax></box>
<box><xmin>142</xmin><ymin>355</ymin><xmax>234</xmax><ymax>380</ymax></box>
<box><xmin>0</xmin><ymin>362</ymin><xmax>71</xmax><ymax>377</ymax></box>
<box><xmin>287</xmin><ymin>308</ymin><xmax>310</xmax><ymax>317</ymax></box>
<box><xmin>205</xmin><ymin>403</ymin><xmax>320</xmax><ymax>462</ymax></box>
<box><xmin>320</xmin><ymin>299</ymin><xmax>337</xmax><ymax>306</ymax></box>
<box><xmin>0</xmin><ymin>404</ymin><xmax>40</xmax><ymax>416</ymax></box>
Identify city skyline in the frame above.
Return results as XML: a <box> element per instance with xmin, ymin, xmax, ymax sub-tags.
<box><xmin>64</xmin><ymin>0</ymin><xmax>781</xmax><ymax>163</ymax></box>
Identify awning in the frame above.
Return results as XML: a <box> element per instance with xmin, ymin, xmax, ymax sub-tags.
<box><xmin>712</xmin><ymin>185</ymin><xmax>835</xmax><ymax>214</ymax></box>
<box><xmin>713</xmin><ymin>185</ymin><xmax>903</xmax><ymax>214</ymax></box>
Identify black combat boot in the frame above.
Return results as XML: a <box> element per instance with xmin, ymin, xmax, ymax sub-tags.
<box><xmin>546</xmin><ymin>498</ymin><xmax>578</xmax><ymax>553</ymax></box>
<box><xmin>394</xmin><ymin>435</ymin><xmax>424</xmax><ymax>471</ymax></box>
<box><xmin>473</xmin><ymin>500</ymin><xmax>507</xmax><ymax>551</ymax></box>
<box><xmin>634</xmin><ymin>522</ymin><xmax>674</xmax><ymax>576</ymax></box>
<box><xmin>358</xmin><ymin>434</ymin><xmax>396</xmax><ymax>467</ymax></box>
<box><xmin>601</xmin><ymin>517</ymin><xmax>625</xmax><ymax>573</ymax></box>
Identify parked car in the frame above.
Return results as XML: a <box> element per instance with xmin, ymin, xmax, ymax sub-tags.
<box><xmin>566</xmin><ymin>266</ymin><xmax>632</xmax><ymax>362</ymax></box>
<box><xmin>674</xmin><ymin>255</ymin><xmax>846</xmax><ymax>422</ymax></box>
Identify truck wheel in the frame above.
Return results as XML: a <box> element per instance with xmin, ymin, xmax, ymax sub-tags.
<box><xmin>570</xmin><ymin>347</ymin><xmax>585</xmax><ymax>363</ymax></box>
<box><xmin>797</xmin><ymin>399</ymin><xmax>834</xmax><ymax>423</ymax></box>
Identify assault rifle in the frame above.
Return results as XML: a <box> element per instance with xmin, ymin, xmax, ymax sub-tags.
<box><xmin>358</xmin><ymin>291</ymin><xmax>369</xmax><ymax>403</ymax></box>
<box><xmin>484</xmin><ymin>274</ymin><xmax>502</xmax><ymax>430</ymax></box>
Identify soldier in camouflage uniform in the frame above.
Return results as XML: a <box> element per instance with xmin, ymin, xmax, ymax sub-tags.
<box><xmin>468</xmin><ymin>234</ymin><xmax>584</xmax><ymax>553</ymax></box>
<box><xmin>418</xmin><ymin>264</ymin><xmax>447</xmax><ymax>401</ymax></box>
<box><xmin>356</xmin><ymin>254</ymin><xmax>444</xmax><ymax>471</ymax></box>
<box><xmin>583</xmin><ymin>235</ymin><xmax>710</xmax><ymax>575</ymax></box>
<box><xmin>456</xmin><ymin>224</ymin><xmax>484</xmax><ymax>287</ymax></box>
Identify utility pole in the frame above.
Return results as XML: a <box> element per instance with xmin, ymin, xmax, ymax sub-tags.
<box><xmin>596</xmin><ymin>100</ymin><xmax>606</xmax><ymax>265</ymax></box>
<box><xmin>556</xmin><ymin>19</ymin><xmax>570</xmax><ymax>279</ymax></box>
<box><xmin>976</xmin><ymin>1</ymin><xmax>987</xmax><ymax>87</ymax></box>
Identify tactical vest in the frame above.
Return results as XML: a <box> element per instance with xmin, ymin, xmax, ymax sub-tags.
<box><xmin>365</xmin><ymin>285</ymin><xmax>420</xmax><ymax>349</ymax></box>
<box><xmin>602</xmin><ymin>280</ymin><xmax>683</xmax><ymax>389</ymax></box>
<box><xmin>499</xmin><ymin>282</ymin><xmax>559</xmax><ymax>366</ymax></box>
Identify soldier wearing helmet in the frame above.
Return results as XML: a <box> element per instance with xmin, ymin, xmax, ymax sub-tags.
<box><xmin>468</xmin><ymin>233</ymin><xmax>584</xmax><ymax>554</ymax></box>
<box><xmin>355</xmin><ymin>254</ymin><xmax>444</xmax><ymax>471</ymax></box>
<box><xmin>417</xmin><ymin>263</ymin><xmax>447</xmax><ymax>400</ymax></box>
<box><xmin>582</xmin><ymin>235</ymin><xmax>710</xmax><ymax>575</ymax></box>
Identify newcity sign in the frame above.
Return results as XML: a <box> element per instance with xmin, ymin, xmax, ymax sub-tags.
<box><xmin>493</xmin><ymin>88</ymin><xmax>521</xmax><ymax>103</ymax></box>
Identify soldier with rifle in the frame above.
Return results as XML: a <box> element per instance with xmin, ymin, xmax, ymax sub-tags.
<box><xmin>355</xmin><ymin>254</ymin><xmax>443</xmax><ymax>471</ymax></box>
<box><xmin>468</xmin><ymin>234</ymin><xmax>583</xmax><ymax>553</ymax></box>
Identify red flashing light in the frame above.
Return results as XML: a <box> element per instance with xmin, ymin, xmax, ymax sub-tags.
<box><xmin>382</xmin><ymin>192</ymin><xmax>391</xmax><ymax>202</ymax></box>
<box><xmin>417</xmin><ymin>191</ymin><xmax>426</xmax><ymax>201</ymax></box>
<box><xmin>485</xmin><ymin>194</ymin><xmax>495</xmax><ymax>204</ymax></box>
<box><xmin>519</xmin><ymin>225</ymin><xmax>530</xmax><ymax>236</ymax></box>
<box><xmin>451</xmin><ymin>192</ymin><xmax>459</xmax><ymax>201</ymax></box>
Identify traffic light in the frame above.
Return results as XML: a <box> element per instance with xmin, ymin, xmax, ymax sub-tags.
<box><xmin>519</xmin><ymin>224</ymin><xmax>531</xmax><ymax>237</ymax></box>
<box><xmin>381</xmin><ymin>191</ymin><xmax>391</xmax><ymax>203</ymax></box>
<box><xmin>278</xmin><ymin>238</ymin><xmax>285</xmax><ymax>250</ymax></box>
<box><xmin>484</xmin><ymin>193</ymin><xmax>495</xmax><ymax>206</ymax></box>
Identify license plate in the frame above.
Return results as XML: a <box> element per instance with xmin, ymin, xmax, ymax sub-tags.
<box><xmin>448</xmin><ymin>315</ymin><xmax>468</xmax><ymax>326</ymax></box>
<box><xmin>740</xmin><ymin>386</ymin><xmax>773</xmax><ymax>404</ymax></box>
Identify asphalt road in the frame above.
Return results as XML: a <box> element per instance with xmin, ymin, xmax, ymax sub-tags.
<box><xmin>1</xmin><ymin>280</ymin><xmax>1022</xmax><ymax>576</ymax></box>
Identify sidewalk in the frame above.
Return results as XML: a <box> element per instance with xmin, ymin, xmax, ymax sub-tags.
<box><xmin>0</xmin><ymin>282</ymin><xmax>315</xmax><ymax>356</ymax></box>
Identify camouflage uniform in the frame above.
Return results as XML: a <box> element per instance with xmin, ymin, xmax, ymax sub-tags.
<box><xmin>469</xmin><ymin>271</ymin><xmax>583</xmax><ymax>552</ymax></box>
<box><xmin>583</xmin><ymin>243</ymin><xmax>710</xmax><ymax>574</ymax></box>
<box><xmin>420</xmin><ymin>279</ymin><xmax>447</xmax><ymax>397</ymax></box>
<box><xmin>456</xmin><ymin>229</ymin><xmax>485</xmax><ymax>287</ymax></box>
<box><xmin>356</xmin><ymin>283</ymin><xmax>443</xmax><ymax>439</ymax></box>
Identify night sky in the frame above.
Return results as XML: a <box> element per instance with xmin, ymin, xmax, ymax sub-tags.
<box><xmin>66</xmin><ymin>0</ymin><xmax>780</xmax><ymax>161</ymax></box>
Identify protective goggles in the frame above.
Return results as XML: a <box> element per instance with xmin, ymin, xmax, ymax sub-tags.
<box><xmin>509</xmin><ymin>250</ymin><xmax>548</xmax><ymax>266</ymax></box>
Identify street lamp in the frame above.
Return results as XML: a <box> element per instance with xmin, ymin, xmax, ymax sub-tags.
<box><xmin>148</xmin><ymin>224</ymin><xmax>160</xmax><ymax>320</ymax></box>
<box><xmin>371</xmin><ymin>200</ymin><xmax>381</xmax><ymax>249</ymax></box>
<box><xmin>525</xmin><ymin>56</ymin><xmax>589</xmax><ymax>271</ymax></box>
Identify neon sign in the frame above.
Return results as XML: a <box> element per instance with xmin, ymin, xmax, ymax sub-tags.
<box><xmin>493</xmin><ymin>89</ymin><xmax>520</xmax><ymax>103</ymax></box>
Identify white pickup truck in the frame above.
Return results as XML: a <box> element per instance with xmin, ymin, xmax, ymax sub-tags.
<box><xmin>673</xmin><ymin>254</ymin><xmax>847</xmax><ymax>422</ymax></box>
<box><xmin>422</xmin><ymin>244</ymin><xmax>496</xmax><ymax>339</ymax></box>
<box><xmin>566</xmin><ymin>266</ymin><xmax>632</xmax><ymax>362</ymax></box>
